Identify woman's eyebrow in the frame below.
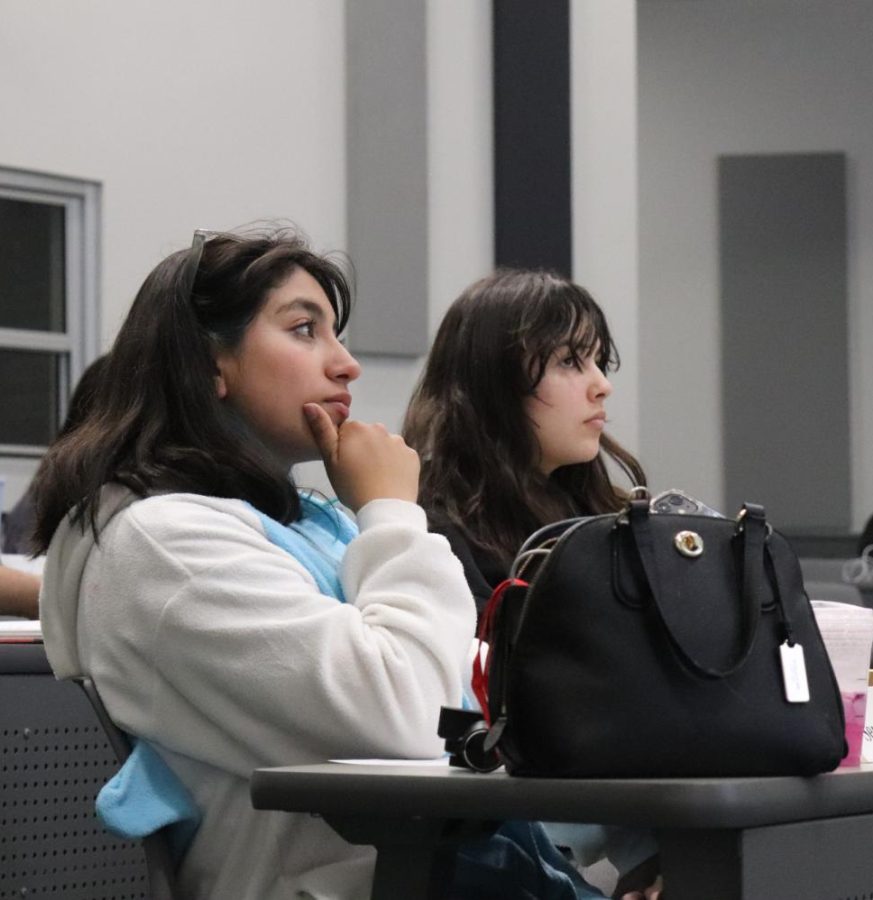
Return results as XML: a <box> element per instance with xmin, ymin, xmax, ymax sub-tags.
<box><xmin>567</xmin><ymin>337</ymin><xmax>601</xmax><ymax>355</ymax></box>
<box><xmin>273</xmin><ymin>298</ymin><xmax>327</xmax><ymax>320</ymax></box>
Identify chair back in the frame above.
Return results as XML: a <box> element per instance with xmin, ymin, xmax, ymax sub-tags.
<box><xmin>0</xmin><ymin>644</ymin><xmax>151</xmax><ymax>898</ymax></box>
<box><xmin>804</xmin><ymin>580</ymin><xmax>865</xmax><ymax>607</ymax></box>
<box><xmin>73</xmin><ymin>676</ymin><xmax>179</xmax><ymax>900</ymax></box>
<box><xmin>800</xmin><ymin>557</ymin><xmax>850</xmax><ymax>584</ymax></box>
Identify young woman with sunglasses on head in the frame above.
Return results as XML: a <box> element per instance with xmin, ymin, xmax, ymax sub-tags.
<box><xmin>403</xmin><ymin>269</ymin><xmax>662</xmax><ymax>900</ymax></box>
<box><xmin>32</xmin><ymin>229</ymin><xmax>476</xmax><ymax>900</ymax></box>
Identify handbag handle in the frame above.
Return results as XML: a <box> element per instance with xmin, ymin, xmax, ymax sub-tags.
<box><xmin>625</xmin><ymin>499</ymin><xmax>768</xmax><ymax>679</ymax></box>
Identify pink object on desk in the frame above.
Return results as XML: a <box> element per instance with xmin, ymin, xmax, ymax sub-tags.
<box><xmin>841</xmin><ymin>691</ymin><xmax>868</xmax><ymax>767</ymax></box>
<box><xmin>812</xmin><ymin>601</ymin><xmax>873</xmax><ymax>768</ymax></box>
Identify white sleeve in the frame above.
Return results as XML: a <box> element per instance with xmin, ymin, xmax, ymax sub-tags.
<box><xmin>80</xmin><ymin>495</ymin><xmax>476</xmax><ymax>776</ymax></box>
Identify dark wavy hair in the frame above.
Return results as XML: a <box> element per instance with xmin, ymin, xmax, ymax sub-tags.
<box><xmin>32</xmin><ymin>228</ymin><xmax>352</xmax><ymax>552</ymax></box>
<box><xmin>402</xmin><ymin>268</ymin><xmax>646</xmax><ymax>564</ymax></box>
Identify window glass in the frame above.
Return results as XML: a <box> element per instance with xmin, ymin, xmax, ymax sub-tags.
<box><xmin>0</xmin><ymin>168</ymin><xmax>98</xmax><ymax>457</ymax></box>
<box><xmin>0</xmin><ymin>349</ymin><xmax>62</xmax><ymax>446</ymax></box>
<box><xmin>0</xmin><ymin>196</ymin><xmax>66</xmax><ymax>333</ymax></box>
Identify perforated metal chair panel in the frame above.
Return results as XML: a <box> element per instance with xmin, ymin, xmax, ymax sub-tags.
<box><xmin>1</xmin><ymin>658</ymin><xmax>151</xmax><ymax>899</ymax></box>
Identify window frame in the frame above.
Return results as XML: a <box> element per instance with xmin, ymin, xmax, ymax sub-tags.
<box><xmin>0</xmin><ymin>167</ymin><xmax>101</xmax><ymax>457</ymax></box>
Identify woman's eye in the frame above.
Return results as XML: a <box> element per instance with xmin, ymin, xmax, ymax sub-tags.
<box><xmin>559</xmin><ymin>354</ymin><xmax>582</xmax><ymax>369</ymax></box>
<box><xmin>292</xmin><ymin>320</ymin><xmax>316</xmax><ymax>338</ymax></box>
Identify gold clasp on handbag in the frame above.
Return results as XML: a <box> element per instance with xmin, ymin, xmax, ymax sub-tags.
<box><xmin>674</xmin><ymin>530</ymin><xmax>704</xmax><ymax>558</ymax></box>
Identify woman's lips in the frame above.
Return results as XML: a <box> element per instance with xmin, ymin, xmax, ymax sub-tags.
<box><xmin>321</xmin><ymin>399</ymin><xmax>351</xmax><ymax>422</ymax></box>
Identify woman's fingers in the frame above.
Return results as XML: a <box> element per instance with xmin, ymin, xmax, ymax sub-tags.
<box><xmin>304</xmin><ymin>403</ymin><xmax>421</xmax><ymax>510</ymax></box>
<box><xmin>303</xmin><ymin>403</ymin><xmax>339</xmax><ymax>463</ymax></box>
<box><xmin>620</xmin><ymin>877</ymin><xmax>662</xmax><ymax>900</ymax></box>
<box><xmin>320</xmin><ymin>419</ymin><xmax>419</xmax><ymax>511</ymax></box>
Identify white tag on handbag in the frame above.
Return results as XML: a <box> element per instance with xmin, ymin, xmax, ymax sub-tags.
<box><xmin>780</xmin><ymin>642</ymin><xmax>810</xmax><ymax>703</ymax></box>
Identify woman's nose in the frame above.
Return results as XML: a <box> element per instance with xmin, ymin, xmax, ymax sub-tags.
<box><xmin>592</xmin><ymin>369</ymin><xmax>612</xmax><ymax>400</ymax></box>
<box><xmin>329</xmin><ymin>339</ymin><xmax>361</xmax><ymax>382</ymax></box>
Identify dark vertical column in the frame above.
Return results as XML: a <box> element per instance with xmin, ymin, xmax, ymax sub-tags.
<box><xmin>346</xmin><ymin>0</ymin><xmax>428</xmax><ymax>356</ymax></box>
<box><xmin>493</xmin><ymin>0</ymin><xmax>571</xmax><ymax>275</ymax></box>
<box><xmin>719</xmin><ymin>152</ymin><xmax>850</xmax><ymax>531</ymax></box>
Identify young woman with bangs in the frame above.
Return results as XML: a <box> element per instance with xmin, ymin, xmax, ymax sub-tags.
<box><xmin>403</xmin><ymin>268</ymin><xmax>646</xmax><ymax>616</ymax></box>
<box><xmin>403</xmin><ymin>268</ymin><xmax>662</xmax><ymax>900</ymax></box>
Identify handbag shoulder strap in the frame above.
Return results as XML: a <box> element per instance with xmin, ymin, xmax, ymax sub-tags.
<box><xmin>627</xmin><ymin>500</ymin><xmax>768</xmax><ymax>679</ymax></box>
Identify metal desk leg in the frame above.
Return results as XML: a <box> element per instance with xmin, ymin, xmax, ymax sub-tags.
<box><xmin>741</xmin><ymin>813</ymin><xmax>873</xmax><ymax>900</ymax></box>
<box><xmin>656</xmin><ymin>829</ymin><xmax>742</xmax><ymax>900</ymax></box>
<box><xmin>323</xmin><ymin>814</ymin><xmax>498</xmax><ymax>900</ymax></box>
<box><xmin>660</xmin><ymin>815</ymin><xmax>873</xmax><ymax>900</ymax></box>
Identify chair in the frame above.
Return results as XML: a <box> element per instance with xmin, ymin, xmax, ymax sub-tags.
<box><xmin>74</xmin><ymin>676</ymin><xmax>179</xmax><ymax>900</ymax></box>
<box><xmin>0</xmin><ymin>643</ymin><xmax>152</xmax><ymax>899</ymax></box>
<box><xmin>804</xmin><ymin>580</ymin><xmax>865</xmax><ymax>607</ymax></box>
<box><xmin>799</xmin><ymin>557</ymin><xmax>850</xmax><ymax>584</ymax></box>
<box><xmin>0</xmin><ymin>643</ymin><xmax>177</xmax><ymax>900</ymax></box>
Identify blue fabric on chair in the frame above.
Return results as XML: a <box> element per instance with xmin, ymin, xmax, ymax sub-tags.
<box><xmin>96</xmin><ymin>740</ymin><xmax>200</xmax><ymax>857</ymax></box>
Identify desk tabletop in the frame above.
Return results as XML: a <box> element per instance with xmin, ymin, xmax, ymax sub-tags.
<box><xmin>251</xmin><ymin>761</ymin><xmax>873</xmax><ymax>829</ymax></box>
<box><xmin>0</xmin><ymin>641</ymin><xmax>50</xmax><ymax>674</ymax></box>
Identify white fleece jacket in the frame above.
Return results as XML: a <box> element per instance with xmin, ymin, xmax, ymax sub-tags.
<box><xmin>39</xmin><ymin>487</ymin><xmax>476</xmax><ymax>900</ymax></box>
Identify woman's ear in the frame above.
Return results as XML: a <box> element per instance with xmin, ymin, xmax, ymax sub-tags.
<box><xmin>213</xmin><ymin>357</ymin><xmax>229</xmax><ymax>400</ymax></box>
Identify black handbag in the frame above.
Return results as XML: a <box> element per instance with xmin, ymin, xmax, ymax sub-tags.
<box><xmin>474</xmin><ymin>498</ymin><xmax>846</xmax><ymax>777</ymax></box>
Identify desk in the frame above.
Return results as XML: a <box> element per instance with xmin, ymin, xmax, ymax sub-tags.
<box><xmin>251</xmin><ymin>762</ymin><xmax>873</xmax><ymax>900</ymax></box>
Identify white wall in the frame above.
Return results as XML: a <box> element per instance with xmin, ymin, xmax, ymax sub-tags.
<box><xmin>297</xmin><ymin>0</ymin><xmax>494</xmax><ymax>492</ymax></box>
<box><xmin>0</xmin><ymin>0</ymin><xmax>346</xmax><ymax>504</ymax></box>
<box><xmin>8</xmin><ymin>1</ymin><xmax>867</xmax><ymax>532</ymax></box>
<box><xmin>637</xmin><ymin>0</ymin><xmax>873</xmax><ymax>529</ymax></box>
<box><xmin>571</xmin><ymin>0</ymin><xmax>640</xmax><ymax>458</ymax></box>
<box><xmin>349</xmin><ymin>0</ymin><xmax>493</xmax><ymax>427</ymax></box>
<box><xmin>0</xmin><ymin>0</ymin><xmax>347</xmax><ymax>335</ymax></box>
<box><xmin>426</xmin><ymin>0</ymin><xmax>494</xmax><ymax>338</ymax></box>
<box><xmin>0</xmin><ymin>0</ymin><xmax>495</xmax><ymax>505</ymax></box>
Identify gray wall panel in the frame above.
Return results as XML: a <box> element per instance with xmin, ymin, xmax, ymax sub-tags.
<box><xmin>493</xmin><ymin>0</ymin><xmax>571</xmax><ymax>275</ymax></box>
<box><xmin>719</xmin><ymin>152</ymin><xmax>850</xmax><ymax>531</ymax></box>
<box><xmin>346</xmin><ymin>0</ymin><xmax>428</xmax><ymax>356</ymax></box>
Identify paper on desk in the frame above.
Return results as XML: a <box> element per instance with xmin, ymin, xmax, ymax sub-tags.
<box><xmin>0</xmin><ymin>619</ymin><xmax>43</xmax><ymax>641</ymax></box>
<box><xmin>329</xmin><ymin>757</ymin><xmax>450</xmax><ymax>767</ymax></box>
<box><xmin>1</xmin><ymin>554</ymin><xmax>46</xmax><ymax>575</ymax></box>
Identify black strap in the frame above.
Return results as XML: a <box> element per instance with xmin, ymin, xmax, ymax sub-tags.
<box><xmin>627</xmin><ymin>500</ymin><xmax>766</xmax><ymax>679</ymax></box>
